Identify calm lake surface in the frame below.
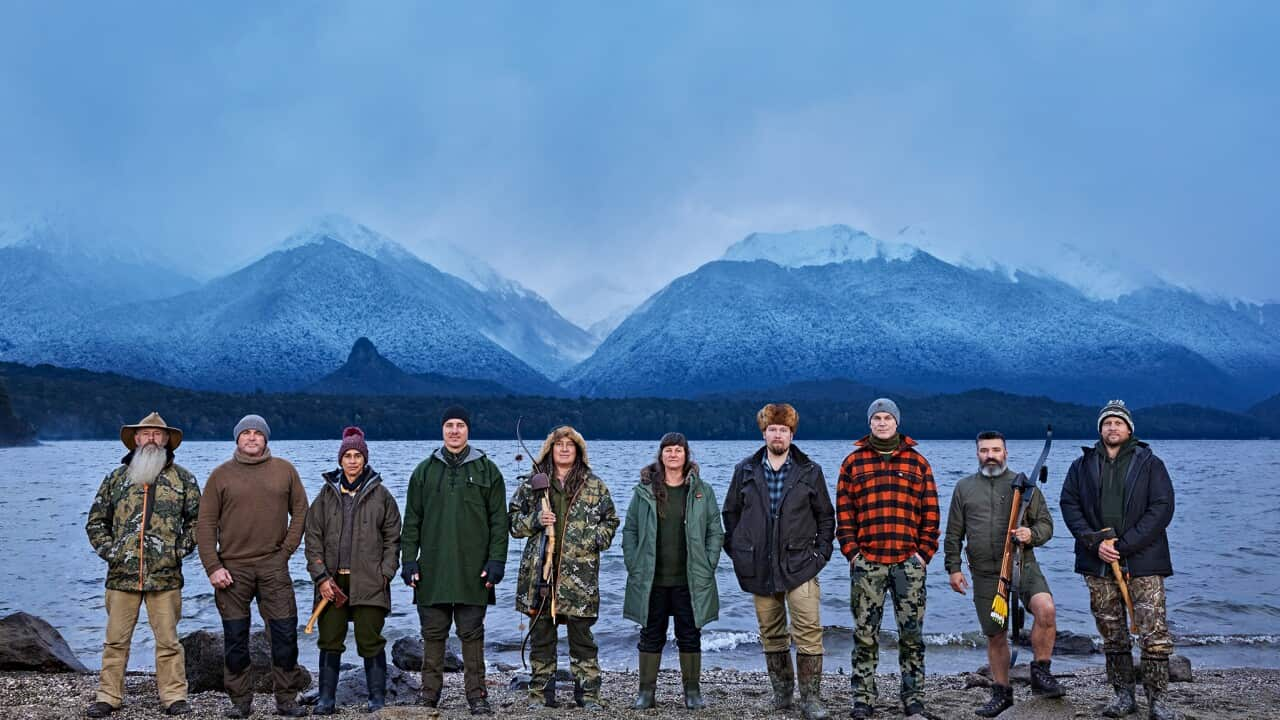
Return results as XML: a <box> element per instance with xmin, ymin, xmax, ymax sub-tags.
<box><xmin>3</xmin><ymin>439</ymin><xmax>1277</xmax><ymax>674</ymax></box>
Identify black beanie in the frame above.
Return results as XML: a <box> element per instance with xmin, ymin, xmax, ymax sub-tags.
<box><xmin>441</xmin><ymin>405</ymin><xmax>471</xmax><ymax>427</ymax></box>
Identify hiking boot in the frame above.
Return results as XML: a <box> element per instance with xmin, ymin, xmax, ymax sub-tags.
<box><xmin>763</xmin><ymin>650</ymin><xmax>795</xmax><ymax>711</ymax></box>
<box><xmin>468</xmin><ymin>696</ymin><xmax>493</xmax><ymax>715</ymax></box>
<box><xmin>632</xmin><ymin>652</ymin><xmax>660</xmax><ymax>710</ymax></box>
<box><xmin>796</xmin><ymin>653</ymin><xmax>829</xmax><ymax>720</ymax></box>
<box><xmin>849</xmin><ymin>702</ymin><xmax>874</xmax><ymax>719</ymax></box>
<box><xmin>903</xmin><ymin>700</ymin><xmax>926</xmax><ymax>718</ymax></box>
<box><xmin>85</xmin><ymin>702</ymin><xmax>118</xmax><ymax>718</ymax></box>
<box><xmin>274</xmin><ymin>698</ymin><xmax>308</xmax><ymax>717</ymax></box>
<box><xmin>313</xmin><ymin>650</ymin><xmax>340</xmax><ymax>715</ymax></box>
<box><xmin>1142</xmin><ymin>657</ymin><xmax>1179</xmax><ymax>720</ymax></box>
<box><xmin>680</xmin><ymin>652</ymin><xmax>706</xmax><ymax>710</ymax></box>
<box><xmin>1102</xmin><ymin>652</ymin><xmax>1138</xmax><ymax>717</ymax></box>
<box><xmin>163</xmin><ymin>700</ymin><xmax>192</xmax><ymax>716</ymax></box>
<box><xmin>975</xmin><ymin>683</ymin><xmax>1013</xmax><ymax>717</ymax></box>
<box><xmin>364</xmin><ymin>651</ymin><xmax>387</xmax><ymax>712</ymax></box>
<box><xmin>1031</xmin><ymin>659</ymin><xmax>1065</xmax><ymax>698</ymax></box>
<box><xmin>222</xmin><ymin>698</ymin><xmax>253</xmax><ymax>719</ymax></box>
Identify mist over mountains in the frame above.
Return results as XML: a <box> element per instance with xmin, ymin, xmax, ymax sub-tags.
<box><xmin>2</xmin><ymin>217</ymin><xmax>1277</xmax><ymax>411</ymax></box>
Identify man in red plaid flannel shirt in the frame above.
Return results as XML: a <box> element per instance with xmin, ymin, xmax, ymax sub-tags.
<box><xmin>836</xmin><ymin>398</ymin><xmax>939</xmax><ymax>719</ymax></box>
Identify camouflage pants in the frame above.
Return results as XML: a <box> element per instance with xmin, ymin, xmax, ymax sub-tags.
<box><xmin>850</xmin><ymin>555</ymin><xmax>927</xmax><ymax>708</ymax></box>
<box><xmin>1085</xmin><ymin>574</ymin><xmax>1174</xmax><ymax>657</ymax></box>
<box><xmin>528</xmin><ymin>613</ymin><xmax>601</xmax><ymax>703</ymax></box>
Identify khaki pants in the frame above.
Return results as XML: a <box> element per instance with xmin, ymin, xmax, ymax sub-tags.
<box><xmin>752</xmin><ymin>576</ymin><xmax>824</xmax><ymax>655</ymax></box>
<box><xmin>97</xmin><ymin>588</ymin><xmax>187</xmax><ymax>707</ymax></box>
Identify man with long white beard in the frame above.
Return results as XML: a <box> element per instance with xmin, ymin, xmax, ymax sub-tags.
<box><xmin>944</xmin><ymin>431</ymin><xmax>1063</xmax><ymax>717</ymax></box>
<box><xmin>85</xmin><ymin>412</ymin><xmax>201</xmax><ymax>718</ymax></box>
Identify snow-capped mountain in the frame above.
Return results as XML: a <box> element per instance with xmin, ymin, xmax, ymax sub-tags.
<box><xmin>0</xmin><ymin>215</ymin><xmax>198</xmax><ymax>344</ymax></box>
<box><xmin>563</xmin><ymin>227</ymin><xmax>1280</xmax><ymax>408</ymax></box>
<box><xmin>277</xmin><ymin>217</ymin><xmax>596</xmax><ymax>377</ymax></box>
<box><xmin>5</xmin><ymin>235</ymin><xmax>562</xmax><ymax>394</ymax></box>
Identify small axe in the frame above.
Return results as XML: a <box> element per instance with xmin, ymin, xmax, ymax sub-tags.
<box><xmin>1089</xmin><ymin>527</ymin><xmax>1138</xmax><ymax>634</ymax></box>
<box><xmin>304</xmin><ymin>579</ymin><xmax>349</xmax><ymax>634</ymax></box>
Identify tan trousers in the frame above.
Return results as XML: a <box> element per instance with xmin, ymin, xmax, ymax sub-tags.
<box><xmin>97</xmin><ymin>588</ymin><xmax>187</xmax><ymax>707</ymax></box>
<box><xmin>752</xmin><ymin>576</ymin><xmax>824</xmax><ymax>655</ymax></box>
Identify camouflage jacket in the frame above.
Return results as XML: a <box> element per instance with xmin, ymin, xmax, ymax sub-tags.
<box><xmin>509</xmin><ymin>471</ymin><xmax>618</xmax><ymax>619</ymax></box>
<box><xmin>85</xmin><ymin>460</ymin><xmax>201</xmax><ymax>592</ymax></box>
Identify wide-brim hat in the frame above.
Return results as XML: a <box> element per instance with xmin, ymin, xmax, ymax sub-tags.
<box><xmin>120</xmin><ymin>412</ymin><xmax>183</xmax><ymax>451</ymax></box>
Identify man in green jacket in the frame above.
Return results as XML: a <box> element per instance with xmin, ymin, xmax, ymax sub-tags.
<box><xmin>401</xmin><ymin>405</ymin><xmax>509</xmax><ymax>715</ymax></box>
<box><xmin>944</xmin><ymin>431</ymin><xmax>1064</xmax><ymax>717</ymax></box>
<box><xmin>84</xmin><ymin>412</ymin><xmax>201</xmax><ymax>718</ymax></box>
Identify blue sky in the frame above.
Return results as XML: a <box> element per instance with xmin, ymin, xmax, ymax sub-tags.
<box><xmin>1</xmin><ymin>2</ymin><xmax>1276</xmax><ymax>324</ymax></box>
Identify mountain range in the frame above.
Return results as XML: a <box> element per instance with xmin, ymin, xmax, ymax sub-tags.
<box><xmin>3</xmin><ymin>219</ymin><xmax>1278</xmax><ymax>410</ymax></box>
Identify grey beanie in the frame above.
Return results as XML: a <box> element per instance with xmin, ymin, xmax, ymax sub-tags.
<box><xmin>233</xmin><ymin>414</ymin><xmax>271</xmax><ymax>443</ymax></box>
<box><xmin>1097</xmin><ymin>399</ymin><xmax>1134</xmax><ymax>433</ymax></box>
<box><xmin>867</xmin><ymin>398</ymin><xmax>901</xmax><ymax>425</ymax></box>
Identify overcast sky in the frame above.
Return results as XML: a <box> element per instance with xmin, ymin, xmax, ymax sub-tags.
<box><xmin>1</xmin><ymin>2</ymin><xmax>1276</xmax><ymax>325</ymax></box>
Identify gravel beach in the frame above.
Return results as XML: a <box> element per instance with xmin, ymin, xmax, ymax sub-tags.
<box><xmin>5</xmin><ymin>665</ymin><xmax>1279</xmax><ymax>720</ymax></box>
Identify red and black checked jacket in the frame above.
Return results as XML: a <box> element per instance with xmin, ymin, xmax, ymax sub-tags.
<box><xmin>836</xmin><ymin>435</ymin><xmax>940</xmax><ymax>565</ymax></box>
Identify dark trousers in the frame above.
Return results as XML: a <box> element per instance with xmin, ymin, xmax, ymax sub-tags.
<box><xmin>417</xmin><ymin>604</ymin><xmax>487</xmax><ymax>700</ymax></box>
<box><xmin>215</xmin><ymin>555</ymin><xmax>307</xmax><ymax>705</ymax></box>
<box><xmin>317</xmin><ymin>574</ymin><xmax>387</xmax><ymax>658</ymax></box>
<box><xmin>638</xmin><ymin>584</ymin><xmax>701</xmax><ymax>654</ymax></box>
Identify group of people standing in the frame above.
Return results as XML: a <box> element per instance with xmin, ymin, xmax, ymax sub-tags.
<box><xmin>83</xmin><ymin>397</ymin><xmax>1177</xmax><ymax>720</ymax></box>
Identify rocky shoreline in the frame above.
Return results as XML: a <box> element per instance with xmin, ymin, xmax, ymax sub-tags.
<box><xmin>4</xmin><ymin>664</ymin><xmax>1279</xmax><ymax>720</ymax></box>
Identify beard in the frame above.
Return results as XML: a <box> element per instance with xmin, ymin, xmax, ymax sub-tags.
<box><xmin>127</xmin><ymin>443</ymin><xmax>168</xmax><ymax>486</ymax></box>
<box><xmin>979</xmin><ymin>461</ymin><xmax>1007</xmax><ymax>478</ymax></box>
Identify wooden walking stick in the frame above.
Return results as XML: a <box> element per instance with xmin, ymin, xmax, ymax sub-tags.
<box><xmin>1097</xmin><ymin>527</ymin><xmax>1139</xmax><ymax>634</ymax></box>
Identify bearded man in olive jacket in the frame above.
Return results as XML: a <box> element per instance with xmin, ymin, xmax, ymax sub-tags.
<box><xmin>401</xmin><ymin>405</ymin><xmax>509</xmax><ymax>715</ymax></box>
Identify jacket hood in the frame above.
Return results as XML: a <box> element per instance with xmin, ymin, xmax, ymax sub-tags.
<box><xmin>430</xmin><ymin>445</ymin><xmax>488</xmax><ymax>467</ymax></box>
<box><xmin>638</xmin><ymin>462</ymin><xmax>701</xmax><ymax>491</ymax></box>
<box><xmin>534</xmin><ymin>426</ymin><xmax>590</xmax><ymax>470</ymax></box>
<box><xmin>320</xmin><ymin>467</ymin><xmax>383</xmax><ymax>497</ymax></box>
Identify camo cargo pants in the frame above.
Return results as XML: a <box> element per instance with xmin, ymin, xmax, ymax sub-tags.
<box><xmin>527</xmin><ymin>613</ymin><xmax>601</xmax><ymax>704</ymax></box>
<box><xmin>1085</xmin><ymin>574</ymin><xmax>1174</xmax><ymax>657</ymax></box>
<box><xmin>850</xmin><ymin>555</ymin><xmax>927</xmax><ymax>708</ymax></box>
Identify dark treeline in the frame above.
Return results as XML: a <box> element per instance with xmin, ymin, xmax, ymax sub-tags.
<box><xmin>2</xmin><ymin>362</ymin><xmax>1275</xmax><ymax>441</ymax></box>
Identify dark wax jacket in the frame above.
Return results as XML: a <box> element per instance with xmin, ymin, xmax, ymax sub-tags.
<box><xmin>304</xmin><ymin>468</ymin><xmax>401</xmax><ymax>611</ymax></box>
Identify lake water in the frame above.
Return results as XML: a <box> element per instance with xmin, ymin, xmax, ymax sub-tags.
<box><xmin>3</xmin><ymin>439</ymin><xmax>1278</xmax><ymax>675</ymax></box>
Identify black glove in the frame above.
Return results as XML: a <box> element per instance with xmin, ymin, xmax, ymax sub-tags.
<box><xmin>401</xmin><ymin>561</ymin><xmax>420</xmax><ymax>587</ymax></box>
<box><xmin>481</xmin><ymin>560</ymin><xmax>505</xmax><ymax>586</ymax></box>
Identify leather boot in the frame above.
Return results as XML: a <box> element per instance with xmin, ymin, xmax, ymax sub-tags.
<box><xmin>1141</xmin><ymin>657</ymin><xmax>1178</xmax><ymax>720</ymax></box>
<box><xmin>1102</xmin><ymin>652</ymin><xmax>1138</xmax><ymax>717</ymax></box>
<box><xmin>1031</xmin><ymin>659</ymin><xmax>1065</xmax><ymax>698</ymax></box>
<box><xmin>680</xmin><ymin>652</ymin><xmax>705</xmax><ymax>710</ymax></box>
<box><xmin>632</xmin><ymin>652</ymin><xmax>660</xmax><ymax>710</ymax></box>
<box><xmin>975</xmin><ymin>683</ymin><xmax>1013</xmax><ymax>717</ymax></box>
<box><xmin>420</xmin><ymin>638</ymin><xmax>445</xmax><ymax>707</ymax></box>
<box><xmin>763</xmin><ymin>651</ymin><xmax>795</xmax><ymax>711</ymax></box>
<box><xmin>795</xmin><ymin>653</ymin><xmax>829</xmax><ymax>720</ymax></box>
<box><xmin>313</xmin><ymin>650</ymin><xmax>341</xmax><ymax>715</ymax></box>
<box><xmin>363</xmin><ymin>651</ymin><xmax>387</xmax><ymax>712</ymax></box>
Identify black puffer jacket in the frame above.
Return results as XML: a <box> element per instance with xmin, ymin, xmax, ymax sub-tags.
<box><xmin>1059</xmin><ymin>441</ymin><xmax>1175</xmax><ymax>579</ymax></box>
<box><xmin>722</xmin><ymin>445</ymin><xmax>835</xmax><ymax>595</ymax></box>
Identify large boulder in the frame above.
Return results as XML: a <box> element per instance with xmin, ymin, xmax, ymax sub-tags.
<box><xmin>0</xmin><ymin>613</ymin><xmax>89</xmax><ymax>673</ymax></box>
<box><xmin>181</xmin><ymin>628</ymin><xmax>313</xmax><ymax>694</ymax></box>
<box><xmin>390</xmin><ymin>637</ymin><xmax>462</xmax><ymax>673</ymax></box>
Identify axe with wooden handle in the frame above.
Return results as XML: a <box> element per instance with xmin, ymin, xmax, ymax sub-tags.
<box><xmin>1092</xmin><ymin>527</ymin><xmax>1138</xmax><ymax>634</ymax></box>
<box><xmin>304</xmin><ymin>579</ymin><xmax>349</xmax><ymax>634</ymax></box>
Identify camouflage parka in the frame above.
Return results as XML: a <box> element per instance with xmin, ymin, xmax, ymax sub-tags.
<box><xmin>509</xmin><ymin>469</ymin><xmax>619</xmax><ymax>619</ymax></box>
<box><xmin>85</xmin><ymin>454</ymin><xmax>201</xmax><ymax>592</ymax></box>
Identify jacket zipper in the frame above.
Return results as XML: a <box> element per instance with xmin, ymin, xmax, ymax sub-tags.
<box><xmin>138</xmin><ymin>485</ymin><xmax>150</xmax><ymax>591</ymax></box>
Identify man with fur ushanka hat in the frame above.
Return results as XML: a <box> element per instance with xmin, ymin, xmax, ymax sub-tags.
<box><xmin>723</xmin><ymin>404</ymin><xmax>835</xmax><ymax>720</ymax></box>
<box><xmin>1061</xmin><ymin>400</ymin><xmax>1178</xmax><ymax>720</ymax></box>
<box><xmin>509</xmin><ymin>425</ymin><xmax>619</xmax><ymax>711</ymax></box>
<box><xmin>85</xmin><ymin>412</ymin><xmax>201</xmax><ymax>718</ymax></box>
<box><xmin>401</xmin><ymin>405</ymin><xmax>508</xmax><ymax>715</ymax></box>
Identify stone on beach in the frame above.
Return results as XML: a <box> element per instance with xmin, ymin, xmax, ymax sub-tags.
<box><xmin>0</xmin><ymin>612</ymin><xmax>89</xmax><ymax>673</ymax></box>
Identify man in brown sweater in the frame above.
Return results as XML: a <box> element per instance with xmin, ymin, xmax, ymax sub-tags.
<box><xmin>197</xmin><ymin>414</ymin><xmax>309</xmax><ymax>718</ymax></box>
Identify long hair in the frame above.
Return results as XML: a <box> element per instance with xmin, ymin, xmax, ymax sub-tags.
<box><xmin>648</xmin><ymin>432</ymin><xmax>693</xmax><ymax>518</ymax></box>
<box><xmin>541</xmin><ymin>426</ymin><xmax>590</xmax><ymax>497</ymax></box>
